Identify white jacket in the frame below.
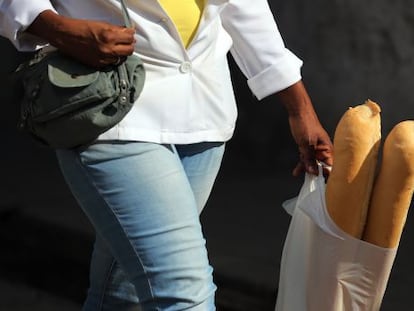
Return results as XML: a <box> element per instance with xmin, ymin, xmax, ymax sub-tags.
<box><xmin>0</xmin><ymin>0</ymin><xmax>303</xmax><ymax>144</ymax></box>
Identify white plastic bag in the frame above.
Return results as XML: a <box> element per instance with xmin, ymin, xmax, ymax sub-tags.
<box><xmin>275</xmin><ymin>171</ymin><xmax>397</xmax><ymax>311</ymax></box>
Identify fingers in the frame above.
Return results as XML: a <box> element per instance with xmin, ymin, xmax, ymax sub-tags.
<box><xmin>301</xmin><ymin>145</ymin><xmax>319</xmax><ymax>175</ymax></box>
<box><xmin>314</xmin><ymin>143</ymin><xmax>333</xmax><ymax>166</ymax></box>
<box><xmin>292</xmin><ymin>145</ymin><xmax>316</xmax><ymax>177</ymax></box>
<box><xmin>106</xmin><ymin>27</ymin><xmax>136</xmax><ymax>54</ymax></box>
<box><xmin>293</xmin><ymin>141</ymin><xmax>334</xmax><ymax>177</ymax></box>
<box><xmin>98</xmin><ymin>27</ymin><xmax>136</xmax><ymax>66</ymax></box>
<box><xmin>292</xmin><ymin>161</ymin><xmax>305</xmax><ymax>177</ymax></box>
<box><xmin>113</xmin><ymin>43</ymin><xmax>135</xmax><ymax>56</ymax></box>
<box><xmin>116</xmin><ymin>27</ymin><xmax>136</xmax><ymax>44</ymax></box>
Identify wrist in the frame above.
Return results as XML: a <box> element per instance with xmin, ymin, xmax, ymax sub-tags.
<box><xmin>276</xmin><ymin>81</ymin><xmax>314</xmax><ymax>117</ymax></box>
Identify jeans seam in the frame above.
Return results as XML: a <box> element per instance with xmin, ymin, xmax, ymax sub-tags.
<box><xmin>97</xmin><ymin>259</ymin><xmax>117</xmax><ymax>311</ymax></box>
<box><xmin>75</xmin><ymin>151</ymin><xmax>157</xmax><ymax>307</ymax></box>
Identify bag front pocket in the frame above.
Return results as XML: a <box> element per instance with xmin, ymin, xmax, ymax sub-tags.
<box><xmin>24</xmin><ymin>54</ymin><xmax>119</xmax><ymax>123</ymax></box>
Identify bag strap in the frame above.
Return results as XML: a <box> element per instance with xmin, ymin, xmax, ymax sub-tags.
<box><xmin>119</xmin><ymin>0</ymin><xmax>133</xmax><ymax>28</ymax></box>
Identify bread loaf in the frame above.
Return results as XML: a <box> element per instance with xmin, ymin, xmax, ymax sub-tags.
<box><xmin>363</xmin><ymin>121</ymin><xmax>414</xmax><ymax>248</ymax></box>
<box><xmin>325</xmin><ymin>100</ymin><xmax>381</xmax><ymax>238</ymax></box>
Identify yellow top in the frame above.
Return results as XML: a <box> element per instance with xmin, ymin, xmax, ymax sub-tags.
<box><xmin>159</xmin><ymin>0</ymin><xmax>205</xmax><ymax>48</ymax></box>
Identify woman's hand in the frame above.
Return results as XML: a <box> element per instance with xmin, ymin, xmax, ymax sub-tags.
<box><xmin>276</xmin><ymin>81</ymin><xmax>333</xmax><ymax>177</ymax></box>
<box><xmin>27</xmin><ymin>10</ymin><xmax>136</xmax><ymax>68</ymax></box>
<box><xmin>287</xmin><ymin>107</ymin><xmax>333</xmax><ymax>177</ymax></box>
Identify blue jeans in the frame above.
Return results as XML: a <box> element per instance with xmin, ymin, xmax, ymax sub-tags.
<box><xmin>55</xmin><ymin>141</ymin><xmax>225</xmax><ymax>310</ymax></box>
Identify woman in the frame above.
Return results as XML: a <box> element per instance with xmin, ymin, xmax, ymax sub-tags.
<box><xmin>0</xmin><ymin>0</ymin><xmax>333</xmax><ymax>310</ymax></box>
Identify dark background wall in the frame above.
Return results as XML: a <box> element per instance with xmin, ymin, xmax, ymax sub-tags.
<box><xmin>1</xmin><ymin>1</ymin><xmax>414</xmax><ymax>310</ymax></box>
<box><xmin>220</xmin><ymin>0</ymin><xmax>414</xmax><ymax>179</ymax></box>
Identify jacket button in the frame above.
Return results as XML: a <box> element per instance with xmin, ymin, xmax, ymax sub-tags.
<box><xmin>179</xmin><ymin>62</ymin><xmax>192</xmax><ymax>73</ymax></box>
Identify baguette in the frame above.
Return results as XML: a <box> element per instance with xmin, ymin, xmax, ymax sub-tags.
<box><xmin>363</xmin><ymin>121</ymin><xmax>414</xmax><ymax>248</ymax></box>
<box><xmin>325</xmin><ymin>100</ymin><xmax>381</xmax><ymax>238</ymax></box>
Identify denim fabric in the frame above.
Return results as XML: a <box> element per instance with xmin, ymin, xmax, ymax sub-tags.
<box><xmin>55</xmin><ymin>141</ymin><xmax>225</xmax><ymax>311</ymax></box>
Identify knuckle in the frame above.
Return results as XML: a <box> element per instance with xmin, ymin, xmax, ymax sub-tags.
<box><xmin>127</xmin><ymin>46</ymin><xmax>135</xmax><ymax>55</ymax></box>
<box><xmin>100</xmin><ymin>28</ymin><xmax>117</xmax><ymax>43</ymax></box>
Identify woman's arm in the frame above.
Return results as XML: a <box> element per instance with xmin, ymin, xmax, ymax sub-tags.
<box><xmin>26</xmin><ymin>10</ymin><xmax>136</xmax><ymax>68</ymax></box>
<box><xmin>221</xmin><ymin>1</ymin><xmax>333</xmax><ymax>175</ymax></box>
<box><xmin>0</xmin><ymin>0</ymin><xmax>136</xmax><ymax>68</ymax></box>
<box><xmin>275</xmin><ymin>81</ymin><xmax>333</xmax><ymax>176</ymax></box>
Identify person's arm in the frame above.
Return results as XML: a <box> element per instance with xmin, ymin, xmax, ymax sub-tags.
<box><xmin>274</xmin><ymin>81</ymin><xmax>333</xmax><ymax>176</ymax></box>
<box><xmin>26</xmin><ymin>10</ymin><xmax>136</xmax><ymax>68</ymax></box>
<box><xmin>221</xmin><ymin>1</ymin><xmax>333</xmax><ymax>175</ymax></box>
<box><xmin>0</xmin><ymin>1</ymin><xmax>136</xmax><ymax>68</ymax></box>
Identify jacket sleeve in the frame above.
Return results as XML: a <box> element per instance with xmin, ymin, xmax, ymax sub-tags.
<box><xmin>221</xmin><ymin>0</ymin><xmax>303</xmax><ymax>100</ymax></box>
<box><xmin>0</xmin><ymin>0</ymin><xmax>56</xmax><ymax>51</ymax></box>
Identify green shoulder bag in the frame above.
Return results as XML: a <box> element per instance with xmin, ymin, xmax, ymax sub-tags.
<box><xmin>14</xmin><ymin>0</ymin><xmax>145</xmax><ymax>149</ymax></box>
